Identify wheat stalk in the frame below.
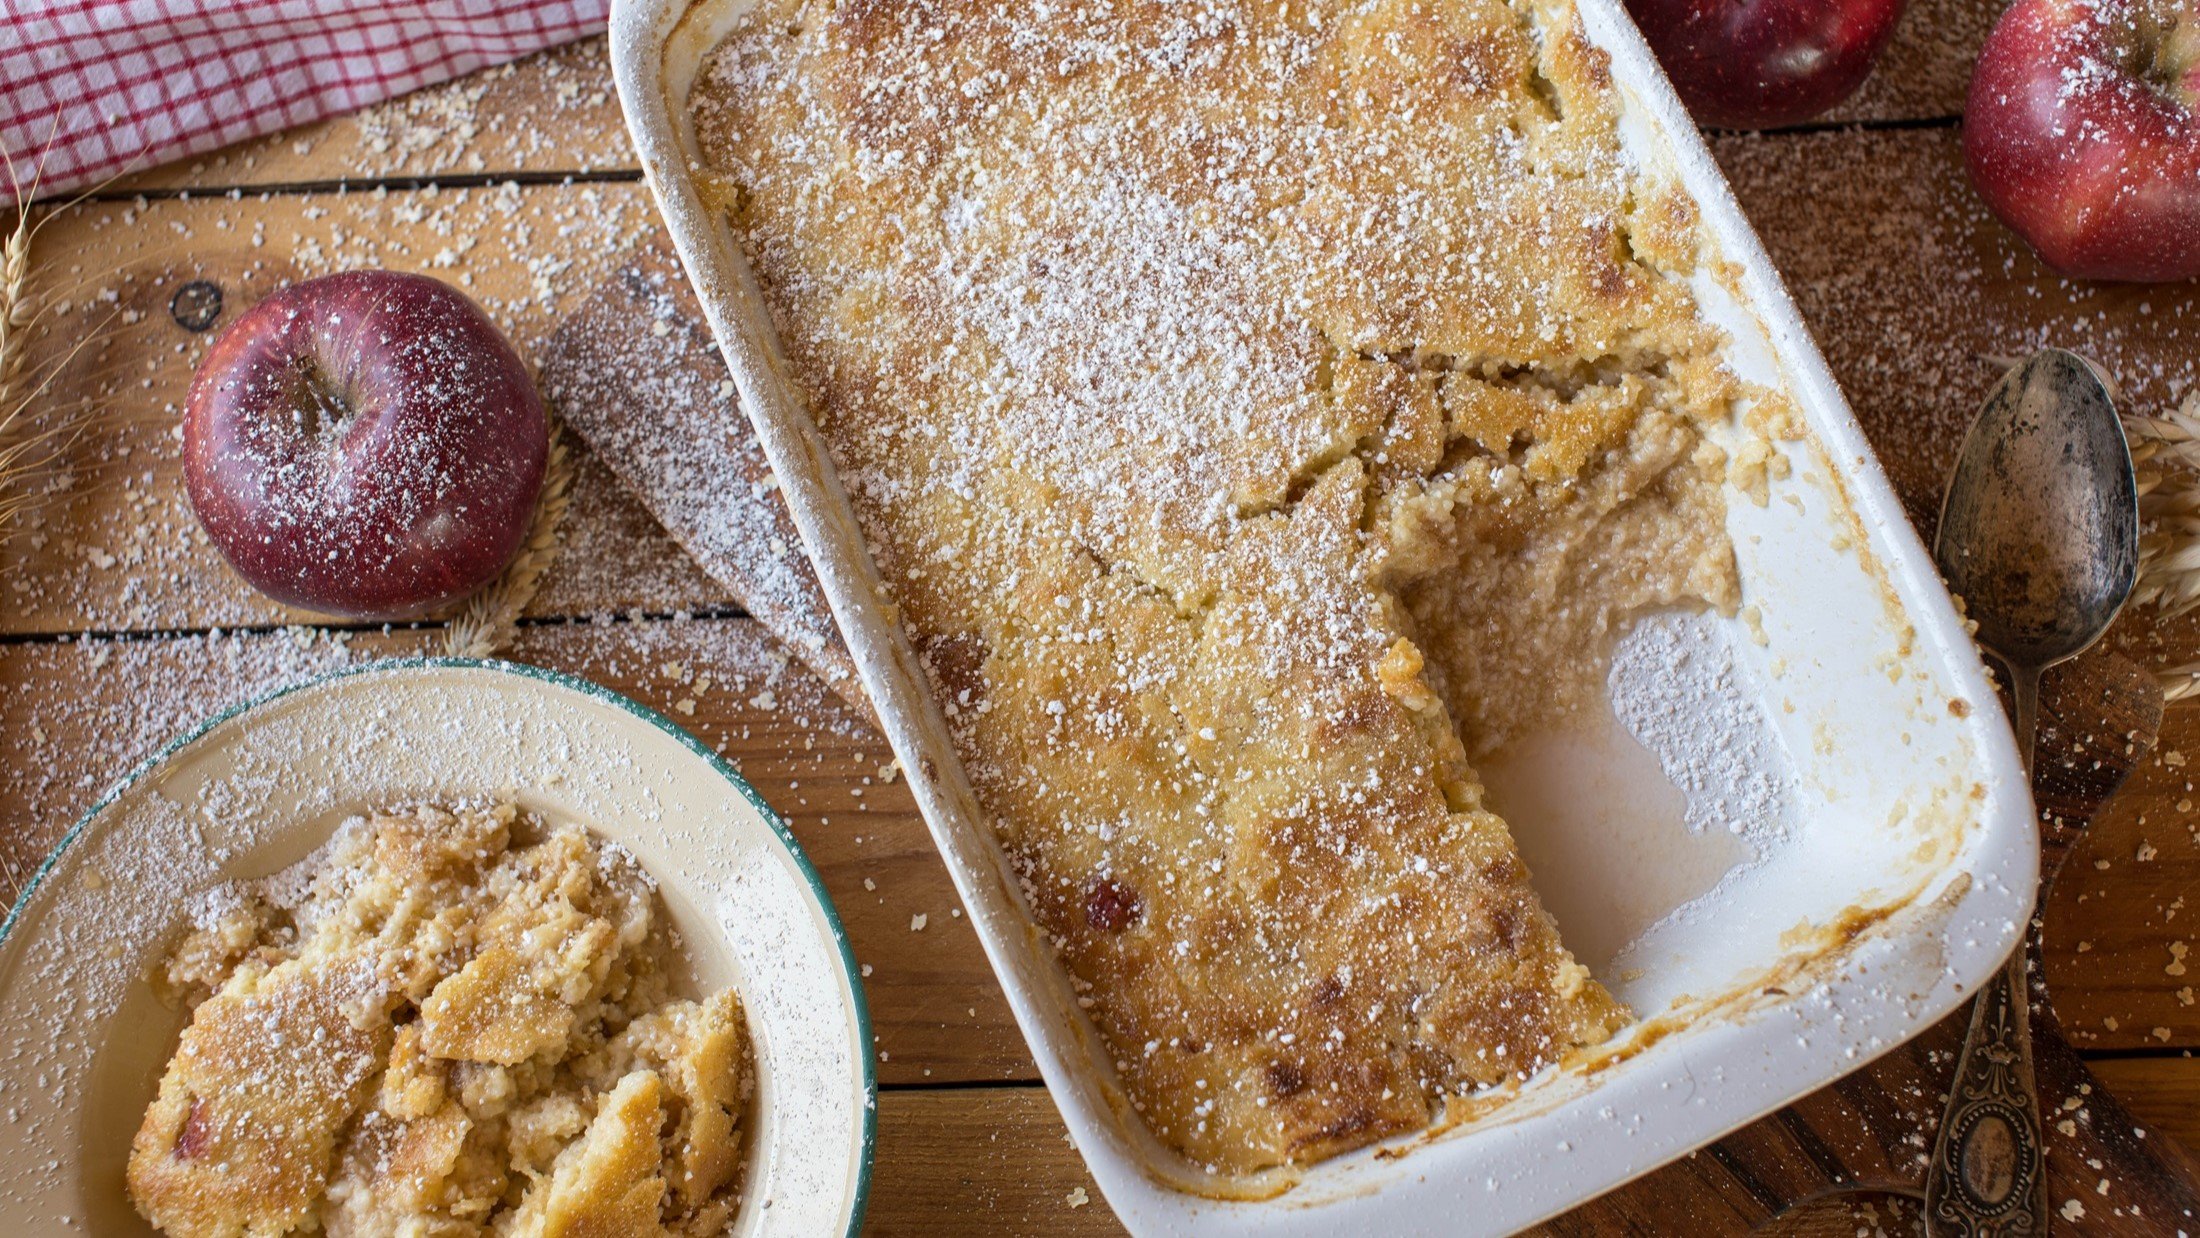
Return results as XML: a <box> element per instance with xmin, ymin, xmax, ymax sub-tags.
<box><xmin>2127</xmin><ymin>388</ymin><xmax>2200</xmax><ymax>707</ymax></box>
<box><xmin>0</xmin><ymin>193</ymin><xmax>29</xmax><ymax>907</ymax></box>
<box><xmin>2126</xmin><ymin>388</ymin><xmax>2200</xmax><ymax>619</ymax></box>
<box><xmin>0</xmin><ymin>136</ymin><xmax>131</xmax><ymax>543</ymax></box>
<box><xmin>2156</xmin><ymin>660</ymin><xmax>2200</xmax><ymax>706</ymax></box>
<box><xmin>1</xmin><ymin>214</ymin><xmax>29</xmax><ymax>395</ymax></box>
<box><xmin>0</xmin><ymin>192</ymin><xmax>45</xmax><ymax>541</ymax></box>
<box><xmin>444</xmin><ymin>421</ymin><xmax>575</xmax><ymax>659</ymax></box>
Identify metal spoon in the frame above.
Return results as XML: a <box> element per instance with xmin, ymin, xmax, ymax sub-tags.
<box><xmin>1925</xmin><ymin>348</ymin><xmax>2137</xmax><ymax>1236</ymax></box>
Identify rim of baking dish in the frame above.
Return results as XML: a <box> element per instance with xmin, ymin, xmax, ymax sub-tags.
<box><xmin>606</xmin><ymin>0</ymin><xmax>2038</xmax><ymax>1228</ymax></box>
<box><xmin>0</xmin><ymin>654</ymin><xmax>876</xmax><ymax>1238</ymax></box>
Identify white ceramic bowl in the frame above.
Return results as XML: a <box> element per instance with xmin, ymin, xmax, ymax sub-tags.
<box><xmin>0</xmin><ymin>658</ymin><xmax>873</xmax><ymax>1236</ymax></box>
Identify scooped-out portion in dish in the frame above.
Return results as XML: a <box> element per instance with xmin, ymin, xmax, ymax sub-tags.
<box><xmin>691</xmin><ymin>0</ymin><xmax>1744</xmax><ymax>1176</ymax></box>
<box><xmin>126</xmin><ymin>800</ymin><xmax>752</xmax><ymax>1237</ymax></box>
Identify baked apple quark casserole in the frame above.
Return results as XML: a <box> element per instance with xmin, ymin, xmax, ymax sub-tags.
<box><xmin>127</xmin><ymin>802</ymin><xmax>751</xmax><ymax>1236</ymax></box>
<box><xmin>692</xmin><ymin>0</ymin><xmax>1744</xmax><ymax>1177</ymax></box>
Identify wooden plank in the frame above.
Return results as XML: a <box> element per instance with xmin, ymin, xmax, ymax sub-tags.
<box><xmin>875</xmin><ymin>1068</ymin><xmax>2196</xmax><ymax>1238</ymax></box>
<box><xmin>871</xmin><ymin>1084</ymin><xmax>1983</xmax><ymax>1238</ymax></box>
<box><xmin>1757</xmin><ymin>1195</ymin><xmax>1922</xmax><ymax>1237</ymax></box>
<box><xmin>0</xmin><ymin>617</ymin><xmax>1036</xmax><ymax>1087</ymax></box>
<box><xmin>1712</xmin><ymin>127</ymin><xmax>2200</xmax><ymax>529</ymax></box>
<box><xmin>2046</xmin><ymin>706</ymin><xmax>2200</xmax><ymax>1050</ymax></box>
<box><xmin>867</xmin><ymin>1059</ymin><xmax>2200</xmax><ymax>1238</ymax></box>
<box><xmin>866</xmin><ymin>1064</ymin><xmax>2200</xmax><ymax>1238</ymax></box>
<box><xmin>110</xmin><ymin>40</ymin><xmax>635</xmax><ymax>194</ymax></box>
<box><xmin>96</xmin><ymin>2</ymin><xmax>2005</xmax><ymax>202</ymax></box>
<box><xmin>4</xmin><ymin>182</ymin><xmax>730</xmax><ymax>634</ymax></box>
<box><xmin>870</xmin><ymin>1088</ymin><xmax>1121</xmax><ymax>1236</ymax></box>
<box><xmin>2089</xmin><ymin>1058</ymin><xmax>2200</xmax><ymax>1151</ymax></box>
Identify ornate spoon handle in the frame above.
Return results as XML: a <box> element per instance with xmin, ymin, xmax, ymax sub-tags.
<box><xmin>1926</xmin><ymin>663</ymin><xmax>2046</xmax><ymax>1236</ymax></box>
<box><xmin>1924</xmin><ymin>948</ymin><xmax>2048</xmax><ymax>1235</ymax></box>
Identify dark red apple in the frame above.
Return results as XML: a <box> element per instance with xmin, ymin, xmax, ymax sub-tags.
<box><xmin>1965</xmin><ymin>0</ymin><xmax>2200</xmax><ymax>281</ymax></box>
<box><xmin>1627</xmin><ymin>0</ymin><xmax>1909</xmax><ymax>129</ymax></box>
<box><xmin>182</xmin><ymin>271</ymin><xmax>547</xmax><ymax>619</ymax></box>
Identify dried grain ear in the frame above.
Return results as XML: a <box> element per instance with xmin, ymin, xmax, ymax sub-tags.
<box><xmin>1</xmin><ymin>176</ymin><xmax>115</xmax><ymax>544</ymax></box>
<box><xmin>445</xmin><ymin>417</ymin><xmax>574</xmax><ymax>659</ymax></box>
<box><xmin>2126</xmin><ymin>388</ymin><xmax>2200</xmax><ymax>657</ymax></box>
<box><xmin>0</xmin><ymin>202</ymin><xmax>33</xmax><ymax>520</ymax></box>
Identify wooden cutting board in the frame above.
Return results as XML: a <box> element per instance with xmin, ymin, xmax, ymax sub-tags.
<box><xmin>541</xmin><ymin>238</ymin><xmax>2200</xmax><ymax>1234</ymax></box>
<box><xmin>538</xmin><ymin>240</ymin><xmax>871</xmax><ymax>721</ymax></box>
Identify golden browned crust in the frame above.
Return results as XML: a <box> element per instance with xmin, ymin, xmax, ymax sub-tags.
<box><xmin>692</xmin><ymin>0</ymin><xmax>1737</xmax><ymax>1175</ymax></box>
<box><xmin>127</xmin><ymin>803</ymin><xmax>750</xmax><ymax>1236</ymax></box>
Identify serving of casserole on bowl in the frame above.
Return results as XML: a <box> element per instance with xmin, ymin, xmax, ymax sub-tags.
<box><xmin>612</xmin><ymin>0</ymin><xmax>2036</xmax><ymax>1230</ymax></box>
<box><xmin>0</xmin><ymin>661</ymin><xmax>873</xmax><ymax>1237</ymax></box>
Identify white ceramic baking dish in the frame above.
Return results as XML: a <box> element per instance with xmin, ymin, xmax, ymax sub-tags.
<box><xmin>608</xmin><ymin>1</ymin><xmax>2036</xmax><ymax>1231</ymax></box>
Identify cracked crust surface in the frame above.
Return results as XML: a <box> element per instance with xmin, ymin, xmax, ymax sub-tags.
<box><xmin>693</xmin><ymin>0</ymin><xmax>1738</xmax><ymax>1175</ymax></box>
<box><xmin>127</xmin><ymin>803</ymin><xmax>750</xmax><ymax>1237</ymax></box>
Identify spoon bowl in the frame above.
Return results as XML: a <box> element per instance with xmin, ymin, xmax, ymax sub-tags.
<box><xmin>1934</xmin><ymin>348</ymin><xmax>2137</xmax><ymax>673</ymax></box>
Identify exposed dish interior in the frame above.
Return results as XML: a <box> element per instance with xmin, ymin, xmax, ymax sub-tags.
<box><xmin>682</xmin><ymin>0</ymin><xmax>1806</xmax><ymax>1178</ymax></box>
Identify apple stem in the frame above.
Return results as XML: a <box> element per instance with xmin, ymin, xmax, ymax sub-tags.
<box><xmin>289</xmin><ymin>356</ymin><xmax>352</xmax><ymax>443</ymax></box>
<box><xmin>2166</xmin><ymin>7</ymin><xmax>2200</xmax><ymax>105</ymax></box>
<box><xmin>2125</xmin><ymin>0</ymin><xmax>2200</xmax><ymax>108</ymax></box>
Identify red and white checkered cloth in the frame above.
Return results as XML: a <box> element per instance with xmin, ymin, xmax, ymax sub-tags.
<box><xmin>1</xmin><ymin>1</ymin><xmax>611</xmax><ymax>202</ymax></box>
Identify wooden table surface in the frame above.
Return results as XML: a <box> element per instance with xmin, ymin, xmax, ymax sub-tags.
<box><xmin>5</xmin><ymin>3</ymin><xmax>2197</xmax><ymax>1233</ymax></box>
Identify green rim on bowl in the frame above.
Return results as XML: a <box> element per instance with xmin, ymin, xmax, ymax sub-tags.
<box><xmin>0</xmin><ymin>655</ymin><xmax>876</xmax><ymax>1237</ymax></box>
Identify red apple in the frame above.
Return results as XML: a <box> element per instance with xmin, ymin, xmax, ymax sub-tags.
<box><xmin>1627</xmin><ymin>0</ymin><xmax>1909</xmax><ymax>129</ymax></box>
<box><xmin>1965</xmin><ymin>0</ymin><xmax>2200</xmax><ymax>281</ymax></box>
<box><xmin>183</xmin><ymin>271</ymin><xmax>547</xmax><ymax>619</ymax></box>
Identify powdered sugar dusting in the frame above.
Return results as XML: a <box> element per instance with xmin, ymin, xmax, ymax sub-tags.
<box><xmin>1610</xmin><ymin>609</ymin><xmax>1796</xmax><ymax>850</ymax></box>
<box><xmin>1711</xmin><ymin>128</ymin><xmax>2199</xmax><ymax>530</ymax></box>
<box><xmin>541</xmin><ymin>246</ymin><xmax>864</xmax><ymax>710</ymax></box>
<box><xmin>690</xmin><ymin>0</ymin><xmax>1745</xmax><ymax>1175</ymax></box>
<box><xmin>0</xmin><ymin>618</ymin><xmax>869</xmax><ymax>911</ymax></box>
